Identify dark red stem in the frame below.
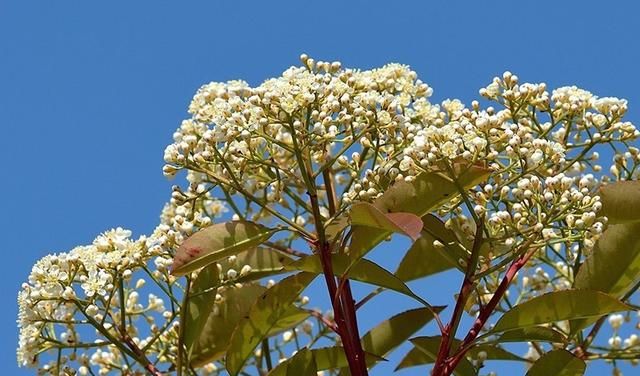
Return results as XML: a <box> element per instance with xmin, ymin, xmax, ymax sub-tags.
<box><xmin>433</xmin><ymin>249</ymin><xmax>533</xmax><ymax>376</ymax></box>
<box><xmin>317</xmin><ymin>239</ymin><xmax>368</xmax><ymax>375</ymax></box>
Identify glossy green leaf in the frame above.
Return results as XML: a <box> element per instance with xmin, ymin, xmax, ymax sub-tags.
<box><xmin>271</xmin><ymin>307</ymin><xmax>438</xmax><ymax>374</ymax></box>
<box><xmin>408</xmin><ymin>337</ymin><xmax>476</xmax><ymax>376</ymax></box>
<box><xmin>362</xmin><ymin>307</ymin><xmax>444</xmax><ymax>368</ymax></box>
<box><xmin>396</xmin><ymin>342</ymin><xmax>524</xmax><ymax>371</ymax></box>
<box><xmin>294</xmin><ymin>348</ymin><xmax>382</xmax><ymax>372</ymax></box>
<box><xmin>395</xmin><ymin>214</ymin><xmax>466</xmax><ymax>281</ymax></box>
<box><xmin>571</xmin><ymin>222</ymin><xmax>640</xmax><ymax>333</ymax></box>
<box><xmin>226</xmin><ymin>273</ymin><xmax>316</xmax><ymax>375</ymax></box>
<box><xmin>396</xmin><ymin>347</ymin><xmax>435</xmax><ymax>371</ymax></box>
<box><xmin>374</xmin><ymin>163</ymin><xmax>490</xmax><ymax>216</ymax></box>
<box><xmin>347</xmin><ymin>225</ymin><xmax>389</xmax><ymax>261</ymax></box>
<box><xmin>286</xmin><ymin>254</ymin><xmax>428</xmax><ymax>306</ymax></box>
<box><xmin>598</xmin><ymin>181</ymin><xmax>640</xmax><ymax>224</ymax></box>
<box><xmin>219</xmin><ymin>247</ymin><xmax>294</xmax><ymax>285</ymax></box>
<box><xmin>269</xmin><ymin>349</ymin><xmax>382</xmax><ymax>375</ymax></box>
<box><xmin>350</xmin><ymin>202</ymin><xmax>423</xmax><ymax>241</ymax></box>
<box><xmin>574</xmin><ymin>222</ymin><xmax>640</xmax><ymax>298</ymax></box>
<box><xmin>466</xmin><ymin>345</ymin><xmax>525</xmax><ymax>362</ymax></box>
<box><xmin>497</xmin><ymin>327</ymin><xmax>567</xmax><ymax>344</ymax></box>
<box><xmin>171</xmin><ymin>221</ymin><xmax>277</xmax><ymax>276</ymax></box>
<box><xmin>183</xmin><ymin>264</ymin><xmax>220</xmax><ymax>354</ymax></box>
<box><xmin>492</xmin><ymin>290</ymin><xmax>629</xmax><ymax>333</ymax></box>
<box><xmin>526</xmin><ymin>349</ymin><xmax>585</xmax><ymax>376</ymax></box>
<box><xmin>267</xmin><ymin>348</ymin><xmax>318</xmax><ymax>376</ymax></box>
<box><xmin>348</xmin><ymin>163</ymin><xmax>490</xmax><ymax>261</ymax></box>
<box><xmin>189</xmin><ymin>283</ymin><xmax>266</xmax><ymax>367</ymax></box>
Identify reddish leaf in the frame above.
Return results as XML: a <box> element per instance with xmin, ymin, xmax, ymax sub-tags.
<box><xmin>350</xmin><ymin>202</ymin><xmax>422</xmax><ymax>241</ymax></box>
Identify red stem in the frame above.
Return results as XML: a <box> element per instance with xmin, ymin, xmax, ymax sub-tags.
<box><xmin>435</xmin><ymin>250</ymin><xmax>532</xmax><ymax>375</ymax></box>
<box><xmin>317</xmin><ymin>240</ymin><xmax>368</xmax><ymax>376</ymax></box>
<box><xmin>340</xmin><ymin>278</ymin><xmax>368</xmax><ymax>373</ymax></box>
<box><xmin>432</xmin><ymin>221</ymin><xmax>484</xmax><ymax>375</ymax></box>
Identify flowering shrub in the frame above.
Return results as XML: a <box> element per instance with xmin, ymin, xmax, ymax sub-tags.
<box><xmin>18</xmin><ymin>55</ymin><xmax>640</xmax><ymax>376</ymax></box>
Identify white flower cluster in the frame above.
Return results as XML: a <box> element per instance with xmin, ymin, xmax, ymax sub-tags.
<box><xmin>164</xmin><ymin>55</ymin><xmax>436</xmax><ymax>223</ymax></box>
<box><xmin>16</xmin><ymin>228</ymin><xmax>179</xmax><ymax>374</ymax></box>
<box><xmin>20</xmin><ymin>55</ymin><xmax>640</xmax><ymax>374</ymax></box>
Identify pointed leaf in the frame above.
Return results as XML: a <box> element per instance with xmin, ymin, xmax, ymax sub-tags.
<box><xmin>307</xmin><ymin>348</ymin><xmax>384</xmax><ymax>371</ymax></box>
<box><xmin>572</xmin><ymin>222</ymin><xmax>640</xmax><ymax>332</ymax></box>
<box><xmin>350</xmin><ymin>202</ymin><xmax>422</xmax><ymax>240</ymax></box>
<box><xmin>598</xmin><ymin>181</ymin><xmax>640</xmax><ymax>224</ymax></box>
<box><xmin>374</xmin><ymin>163</ymin><xmax>490</xmax><ymax>216</ymax></box>
<box><xmin>497</xmin><ymin>327</ymin><xmax>567</xmax><ymax>344</ymax></box>
<box><xmin>189</xmin><ymin>283</ymin><xmax>266</xmax><ymax>366</ymax></box>
<box><xmin>267</xmin><ymin>348</ymin><xmax>318</xmax><ymax>376</ymax></box>
<box><xmin>347</xmin><ymin>225</ymin><xmax>389</xmax><ymax>261</ymax></box>
<box><xmin>362</xmin><ymin>307</ymin><xmax>444</xmax><ymax>368</ymax></box>
<box><xmin>396</xmin><ymin>214</ymin><xmax>466</xmax><ymax>281</ymax></box>
<box><xmin>396</xmin><ymin>342</ymin><xmax>524</xmax><ymax>371</ymax></box>
<box><xmin>286</xmin><ymin>254</ymin><xmax>429</xmax><ymax>306</ymax></box>
<box><xmin>349</xmin><ymin>163</ymin><xmax>489</xmax><ymax>260</ymax></box>
<box><xmin>172</xmin><ymin>221</ymin><xmax>277</xmax><ymax>277</ymax></box>
<box><xmin>226</xmin><ymin>273</ymin><xmax>316</xmax><ymax>375</ymax></box>
<box><xmin>396</xmin><ymin>347</ymin><xmax>435</xmax><ymax>370</ymax></box>
<box><xmin>271</xmin><ymin>307</ymin><xmax>439</xmax><ymax>375</ymax></box>
<box><xmin>492</xmin><ymin>290</ymin><xmax>629</xmax><ymax>333</ymax></box>
<box><xmin>409</xmin><ymin>336</ymin><xmax>476</xmax><ymax>376</ymax></box>
<box><xmin>466</xmin><ymin>345</ymin><xmax>526</xmax><ymax>362</ymax></box>
<box><xmin>574</xmin><ymin>222</ymin><xmax>640</xmax><ymax>298</ymax></box>
<box><xmin>526</xmin><ymin>349</ymin><xmax>585</xmax><ymax>376</ymax></box>
<box><xmin>183</xmin><ymin>264</ymin><xmax>220</xmax><ymax>352</ymax></box>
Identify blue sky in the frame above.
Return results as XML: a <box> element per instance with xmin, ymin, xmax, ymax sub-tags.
<box><xmin>1</xmin><ymin>1</ymin><xmax>639</xmax><ymax>375</ymax></box>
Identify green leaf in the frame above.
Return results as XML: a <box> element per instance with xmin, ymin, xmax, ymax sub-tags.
<box><xmin>526</xmin><ymin>349</ymin><xmax>585</xmax><ymax>376</ymax></box>
<box><xmin>396</xmin><ymin>342</ymin><xmax>524</xmax><ymax>371</ymax></box>
<box><xmin>271</xmin><ymin>306</ymin><xmax>439</xmax><ymax>375</ymax></box>
<box><xmin>598</xmin><ymin>181</ymin><xmax>640</xmax><ymax>224</ymax></box>
<box><xmin>171</xmin><ymin>221</ymin><xmax>277</xmax><ymax>277</ymax></box>
<box><xmin>267</xmin><ymin>348</ymin><xmax>318</xmax><ymax>376</ymax></box>
<box><xmin>492</xmin><ymin>290</ymin><xmax>629</xmax><ymax>333</ymax></box>
<box><xmin>269</xmin><ymin>347</ymin><xmax>383</xmax><ymax>374</ymax></box>
<box><xmin>220</xmin><ymin>247</ymin><xmax>294</xmax><ymax>285</ymax></box>
<box><xmin>396</xmin><ymin>347</ymin><xmax>435</xmax><ymax>371</ymax></box>
<box><xmin>395</xmin><ymin>214</ymin><xmax>467</xmax><ymax>281</ymax></box>
<box><xmin>362</xmin><ymin>307</ymin><xmax>444</xmax><ymax>368</ymax></box>
<box><xmin>497</xmin><ymin>327</ymin><xmax>567</xmax><ymax>344</ymax></box>
<box><xmin>348</xmin><ymin>163</ymin><xmax>490</xmax><ymax>261</ymax></box>
<box><xmin>466</xmin><ymin>345</ymin><xmax>525</xmax><ymax>362</ymax></box>
<box><xmin>310</xmin><ymin>347</ymin><xmax>352</xmax><ymax>370</ymax></box>
<box><xmin>304</xmin><ymin>347</ymin><xmax>383</xmax><ymax>371</ymax></box>
<box><xmin>408</xmin><ymin>336</ymin><xmax>476</xmax><ymax>376</ymax></box>
<box><xmin>395</xmin><ymin>347</ymin><xmax>435</xmax><ymax>370</ymax></box>
<box><xmin>286</xmin><ymin>254</ymin><xmax>429</xmax><ymax>306</ymax></box>
<box><xmin>189</xmin><ymin>283</ymin><xmax>266</xmax><ymax>367</ymax></box>
<box><xmin>574</xmin><ymin>222</ymin><xmax>640</xmax><ymax>298</ymax></box>
<box><xmin>183</xmin><ymin>264</ymin><xmax>220</xmax><ymax>354</ymax></box>
<box><xmin>347</xmin><ymin>225</ymin><xmax>389</xmax><ymax>261</ymax></box>
<box><xmin>186</xmin><ymin>247</ymin><xmax>294</xmax><ymax>362</ymax></box>
<box><xmin>325</xmin><ymin>214</ymin><xmax>350</xmax><ymax>244</ymax></box>
<box><xmin>374</xmin><ymin>162</ymin><xmax>490</xmax><ymax>216</ymax></box>
<box><xmin>571</xmin><ymin>222</ymin><xmax>640</xmax><ymax>333</ymax></box>
<box><xmin>350</xmin><ymin>202</ymin><xmax>423</xmax><ymax>241</ymax></box>
<box><xmin>226</xmin><ymin>273</ymin><xmax>316</xmax><ymax>375</ymax></box>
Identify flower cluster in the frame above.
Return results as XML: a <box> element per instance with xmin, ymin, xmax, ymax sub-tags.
<box><xmin>16</xmin><ymin>228</ymin><xmax>179</xmax><ymax>374</ymax></box>
<box><xmin>19</xmin><ymin>55</ymin><xmax>640</xmax><ymax>374</ymax></box>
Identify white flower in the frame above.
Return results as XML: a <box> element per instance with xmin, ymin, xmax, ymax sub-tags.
<box><xmin>608</xmin><ymin>314</ymin><xmax>624</xmax><ymax>330</ymax></box>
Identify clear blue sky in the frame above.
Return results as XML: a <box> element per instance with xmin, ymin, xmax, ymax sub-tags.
<box><xmin>1</xmin><ymin>1</ymin><xmax>638</xmax><ymax>375</ymax></box>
